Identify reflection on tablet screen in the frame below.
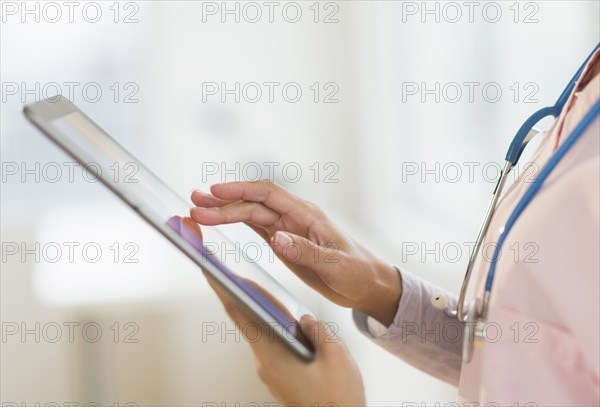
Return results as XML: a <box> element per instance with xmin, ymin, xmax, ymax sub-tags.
<box><xmin>24</xmin><ymin>97</ymin><xmax>314</xmax><ymax>360</ymax></box>
<box><xmin>166</xmin><ymin>215</ymin><xmax>301</xmax><ymax>343</ymax></box>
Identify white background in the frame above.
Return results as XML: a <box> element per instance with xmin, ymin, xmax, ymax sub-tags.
<box><xmin>1</xmin><ymin>1</ymin><xmax>599</xmax><ymax>405</ymax></box>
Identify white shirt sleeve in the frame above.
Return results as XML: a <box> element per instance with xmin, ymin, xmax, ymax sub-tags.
<box><xmin>353</xmin><ymin>269</ymin><xmax>464</xmax><ymax>386</ymax></box>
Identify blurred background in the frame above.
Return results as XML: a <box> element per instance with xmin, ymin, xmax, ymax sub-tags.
<box><xmin>1</xmin><ymin>1</ymin><xmax>599</xmax><ymax>405</ymax></box>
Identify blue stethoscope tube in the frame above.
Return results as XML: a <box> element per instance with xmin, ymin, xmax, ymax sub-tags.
<box><xmin>444</xmin><ymin>43</ymin><xmax>600</xmax><ymax>331</ymax></box>
<box><xmin>484</xmin><ymin>99</ymin><xmax>600</xmax><ymax>316</ymax></box>
<box><xmin>505</xmin><ymin>44</ymin><xmax>600</xmax><ymax>165</ymax></box>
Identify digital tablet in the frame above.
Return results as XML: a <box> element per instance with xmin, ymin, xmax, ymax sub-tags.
<box><xmin>23</xmin><ymin>96</ymin><xmax>315</xmax><ymax>361</ymax></box>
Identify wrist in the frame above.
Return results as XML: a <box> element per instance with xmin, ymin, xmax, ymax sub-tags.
<box><xmin>357</xmin><ymin>264</ymin><xmax>403</xmax><ymax>327</ymax></box>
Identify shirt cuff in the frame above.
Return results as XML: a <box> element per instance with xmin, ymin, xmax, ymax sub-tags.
<box><xmin>352</xmin><ymin>267</ymin><xmax>464</xmax><ymax>386</ymax></box>
<box><xmin>353</xmin><ymin>266</ymin><xmax>420</xmax><ymax>338</ymax></box>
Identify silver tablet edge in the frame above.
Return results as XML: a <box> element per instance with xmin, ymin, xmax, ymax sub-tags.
<box><xmin>23</xmin><ymin>96</ymin><xmax>315</xmax><ymax>362</ymax></box>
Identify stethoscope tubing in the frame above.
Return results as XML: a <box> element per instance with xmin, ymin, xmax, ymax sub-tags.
<box><xmin>450</xmin><ymin>42</ymin><xmax>600</xmax><ymax>323</ymax></box>
<box><xmin>482</xmin><ymin>98</ymin><xmax>600</xmax><ymax>318</ymax></box>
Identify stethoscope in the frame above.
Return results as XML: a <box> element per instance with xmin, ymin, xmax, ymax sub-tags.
<box><xmin>431</xmin><ymin>43</ymin><xmax>600</xmax><ymax>363</ymax></box>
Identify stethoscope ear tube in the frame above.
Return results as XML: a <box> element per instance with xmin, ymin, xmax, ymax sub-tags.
<box><xmin>433</xmin><ymin>43</ymin><xmax>600</xmax><ymax>363</ymax></box>
<box><xmin>554</xmin><ymin>43</ymin><xmax>600</xmax><ymax>110</ymax></box>
<box><xmin>450</xmin><ymin>160</ymin><xmax>514</xmax><ymax>322</ymax></box>
<box><xmin>482</xmin><ymin>99</ymin><xmax>600</xmax><ymax>317</ymax></box>
<box><xmin>505</xmin><ymin>43</ymin><xmax>599</xmax><ymax>166</ymax></box>
<box><xmin>505</xmin><ymin>108</ymin><xmax>556</xmax><ymax>165</ymax></box>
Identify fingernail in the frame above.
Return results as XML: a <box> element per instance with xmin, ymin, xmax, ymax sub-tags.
<box><xmin>300</xmin><ymin>314</ymin><xmax>315</xmax><ymax>323</ymax></box>
<box><xmin>274</xmin><ymin>231</ymin><xmax>293</xmax><ymax>246</ymax></box>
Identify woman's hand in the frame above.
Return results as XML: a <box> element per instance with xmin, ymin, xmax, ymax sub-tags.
<box><xmin>210</xmin><ymin>283</ymin><xmax>366</xmax><ymax>407</ymax></box>
<box><xmin>190</xmin><ymin>180</ymin><xmax>401</xmax><ymax>326</ymax></box>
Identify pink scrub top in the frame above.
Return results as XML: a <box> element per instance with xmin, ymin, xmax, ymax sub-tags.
<box><xmin>354</xmin><ymin>48</ymin><xmax>600</xmax><ymax>406</ymax></box>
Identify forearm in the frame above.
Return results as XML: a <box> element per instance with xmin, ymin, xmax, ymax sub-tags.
<box><xmin>354</xmin><ymin>268</ymin><xmax>464</xmax><ymax>386</ymax></box>
<box><xmin>355</xmin><ymin>263</ymin><xmax>403</xmax><ymax>326</ymax></box>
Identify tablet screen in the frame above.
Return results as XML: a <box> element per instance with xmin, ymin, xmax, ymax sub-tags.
<box><xmin>24</xmin><ymin>97</ymin><xmax>314</xmax><ymax>360</ymax></box>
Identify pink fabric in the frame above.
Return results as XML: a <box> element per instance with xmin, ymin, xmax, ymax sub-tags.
<box><xmin>355</xmin><ymin>49</ymin><xmax>600</xmax><ymax>406</ymax></box>
<box><xmin>458</xmin><ymin>50</ymin><xmax>600</xmax><ymax>405</ymax></box>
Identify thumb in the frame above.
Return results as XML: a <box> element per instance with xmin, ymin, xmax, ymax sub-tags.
<box><xmin>271</xmin><ymin>231</ymin><xmax>341</xmax><ymax>275</ymax></box>
<box><xmin>299</xmin><ymin>314</ymin><xmax>344</xmax><ymax>359</ymax></box>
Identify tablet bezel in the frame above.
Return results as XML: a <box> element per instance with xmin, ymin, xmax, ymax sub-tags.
<box><xmin>23</xmin><ymin>96</ymin><xmax>315</xmax><ymax>361</ymax></box>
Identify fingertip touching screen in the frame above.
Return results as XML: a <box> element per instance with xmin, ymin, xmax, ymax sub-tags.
<box><xmin>24</xmin><ymin>96</ymin><xmax>315</xmax><ymax>360</ymax></box>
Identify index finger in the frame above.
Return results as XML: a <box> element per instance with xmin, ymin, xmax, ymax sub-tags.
<box><xmin>210</xmin><ymin>180</ymin><xmax>308</xmax><ymax>216</ymax></box>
